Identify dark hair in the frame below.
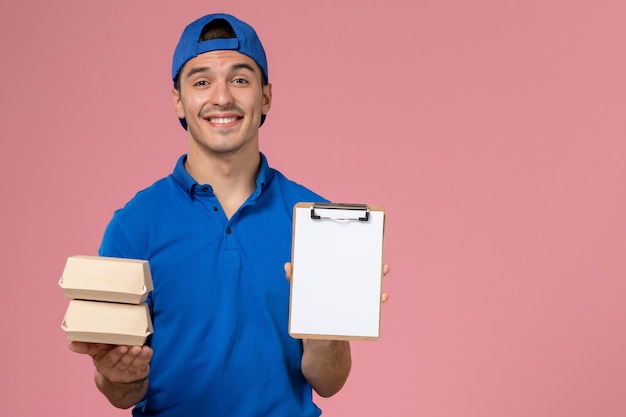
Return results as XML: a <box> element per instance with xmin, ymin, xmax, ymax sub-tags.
<box><xmin>199</xmin><ymin>19</ymin><xmax>236</xmax><ymax>41</ymax></box>
<box><xmin>173</xmin><ymin>19</ymin><xmax>237</xmax><ymax>90</ymax></box>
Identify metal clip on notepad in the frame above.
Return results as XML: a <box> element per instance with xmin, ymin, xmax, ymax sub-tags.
<box><xmin>310</xmin><ymin>203</ymin><xmax>370</xmax><ymax>222</ymax></box>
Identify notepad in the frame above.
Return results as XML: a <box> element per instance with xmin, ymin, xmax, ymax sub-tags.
<box><xmin>289</xmin><ymin>203</ymin><xmax>386</xmax><ymax>340</ymax></box>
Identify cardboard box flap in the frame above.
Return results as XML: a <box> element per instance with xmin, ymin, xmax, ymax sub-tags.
<box><xmin>59</xmin><ymin>255</ymin><xmax>153</xmax><ymax>304</ymax></box>
<box><xmin>61</xmin><ymin>300</ymin><xmax>153</xmax><ymax>346</ymax></box>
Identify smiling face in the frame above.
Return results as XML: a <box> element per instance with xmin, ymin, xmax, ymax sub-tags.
<box><xmin>172</xmin><ymin>50</ymin><xmax>272</xmax><ymax>157</ymax></box>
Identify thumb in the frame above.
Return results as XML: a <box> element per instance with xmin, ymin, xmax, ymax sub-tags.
<box><xmin>284</xmin><ymin>262</ymin><xmax>293</xmax><ymax>281</ymax></box>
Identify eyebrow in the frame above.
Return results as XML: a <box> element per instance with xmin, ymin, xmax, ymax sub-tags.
<box><xmin>184</xmin><ymin>63</ymin><xmax>258</xmax><ymax>79</ymax></box>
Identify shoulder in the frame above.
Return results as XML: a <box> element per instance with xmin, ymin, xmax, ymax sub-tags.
<box><xmin>117</xmin><ymin>176</ymin><xmax>177</xmax><ymax>217</ymax></box>
<box><xmin>269</xmin><ymin>168</ymin><xmax>328</xmax><ymax>203</ymax></box>
<box><xmin>99</xmin><ymin>175</ymin><xmax>181</xmax><ymax>258</ymax></box>
<box><xmin>259</xmin><ymin>153</ymin><xmax>327</xmax><ymax>204</ymax></box>
<box><xmin>115</xmin><ymin>154</ymin><xmax>189</xmax><ymax>217</ymax></box>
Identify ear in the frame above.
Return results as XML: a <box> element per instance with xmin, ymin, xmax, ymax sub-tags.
<box><xmin>172</xmin><ymin>87</ymin><xmax>185</xmax><ymax>119</ymax></box>
<box><xmin>262</xmin><ymin>83</ymin><xmax>272</xmax><ymax>115</ymax></box>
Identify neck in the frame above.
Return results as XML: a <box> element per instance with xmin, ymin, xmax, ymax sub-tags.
<box><xmin>185</xmin><ymin>148</ymin><xmax>260</xmax><ymax>219</ymax></box>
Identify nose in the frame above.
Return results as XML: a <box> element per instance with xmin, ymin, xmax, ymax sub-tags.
<box><xmin>210</xmin><ymin>80</ymin><xmax>234</xmax><ymax>107</ymax></box>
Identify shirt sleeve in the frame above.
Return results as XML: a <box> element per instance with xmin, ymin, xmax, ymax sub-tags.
<box><xmin>98</xmin><ymin>214</ymin><xmax>138</xmax><ymax>258</ymax></box>
<box><xmin>98</xmin><ymin>212</ymin><xmax>154</xmax><ymax>313</ymax></box>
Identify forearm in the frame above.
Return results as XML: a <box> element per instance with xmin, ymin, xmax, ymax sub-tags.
<box><xmin>95</xmin><ymin>371</ymin><xmax>149</xmax><ymax>409</ymax></box>
<box><xmin>301</xmin><ymin>339</ymin><xmax>351</xmax><ymax>398</ymax></box>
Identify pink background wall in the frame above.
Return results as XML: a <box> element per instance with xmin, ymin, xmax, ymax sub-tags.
<box><xmin>1</xmin><ymin>0</ymin><xmax>625</xmax><ymax>416</ymax></box>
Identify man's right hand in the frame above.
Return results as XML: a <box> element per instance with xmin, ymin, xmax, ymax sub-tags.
<box><xmin>69</xmin><ymin>342</ymin><xmax>152</xmax><ymax>408</ymax></box>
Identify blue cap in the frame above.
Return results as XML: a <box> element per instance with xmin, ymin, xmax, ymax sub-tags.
<box><xmin>172</xmin><ymin>13</ymin><xmax>269</xmax><ymax>129</ymax></box>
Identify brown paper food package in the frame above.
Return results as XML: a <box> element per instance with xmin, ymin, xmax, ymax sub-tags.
<box><xmin>61</xmin><ymin>299</ymin><xmax>153</xmax><ymax>346</ymax></box>
<box><xmin>59</xmin><ymin>255</ymin><xmax>153</xmax><ymax>304</ymax></box>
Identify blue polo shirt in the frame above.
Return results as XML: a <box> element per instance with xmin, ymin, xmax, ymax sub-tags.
<box><xmin>99</xmin><ymin>153</ymin><xmax>325</xmax><ymax>417</ymax></box>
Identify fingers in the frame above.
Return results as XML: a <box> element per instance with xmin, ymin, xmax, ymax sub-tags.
<box><xmin>69</xmin><ymin>341</ymin><xmax>152</xmax><ymax>384</ymax></box>
<box><xmin>68</xmin><ymin>341</ymin><xmax>116</xmax><ymax>356</ymax></box>
<box><xmin>68</xmin><ymin>341</ymin><xmax>90</xmax><ymax>354</ymax></box>
<box><xmin>96</xmin><ymin>345</ymin><xmax>153</xmax><ymax>384</ymax></box>
<box><xmin>284</xmin><ymin>262</ymin><xmax>292</xmax><ymax>281</ymax></box>
<box><xmin>382</xmin><ymin>263</ymin><xmax>390</xmax><ymax>303</ymax></box>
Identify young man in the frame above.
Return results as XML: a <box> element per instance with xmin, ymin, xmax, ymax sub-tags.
<box><xmin>69</xmin><ymin>13</ymin><xmax>388</xmax><ymax>416</ymax></box>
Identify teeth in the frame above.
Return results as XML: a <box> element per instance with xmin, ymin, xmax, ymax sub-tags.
<box><xmin>210</xmin><ymin>117</ymin><xmax>238</xmax><ymax>124</ymax></box>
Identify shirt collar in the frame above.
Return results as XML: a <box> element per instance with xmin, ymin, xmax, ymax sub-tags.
<box><xmin>172</xmin><ymin>153</ymin><xmax>274</xmax><ymax>200</ymax></box>
<box><xmin>255</xmin><ymin>152</ymin><xmax>273</xmax><ymax>191</ymax></box>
